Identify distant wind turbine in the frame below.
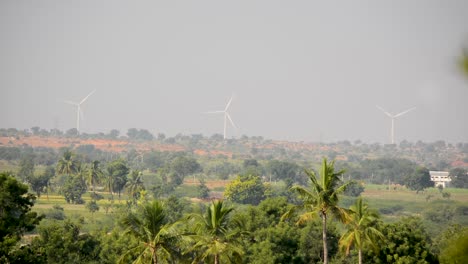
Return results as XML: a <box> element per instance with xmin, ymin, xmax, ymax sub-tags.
<box><xmin>206</xmin><ymin>95</ymin><xmax>237</xmax><ymax>139</ymax></box>
<box><xmin>64</xmin><ymin>90</ymin><xmax>96</xmax><ymax>133</ymax></box>
<box><xmin>376</xmin><ymin>105</ymin><xmax>416</xmax><ymax>144</ymax></box>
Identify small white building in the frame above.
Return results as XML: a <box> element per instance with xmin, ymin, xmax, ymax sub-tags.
<box><xmin>429</xmin><ymin>171</ymin><xmax>451</xmax><ymax>188</ymax></box>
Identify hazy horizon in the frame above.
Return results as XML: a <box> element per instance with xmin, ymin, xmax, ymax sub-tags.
<box><xmin>1</xmin><ymin>1</ymin><xmax>468</xmax><ymax>144</ymax></box>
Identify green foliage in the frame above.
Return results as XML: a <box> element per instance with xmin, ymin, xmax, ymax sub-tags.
<box><xmin>86</xmin><ymin>200</ymin><xmax>100</xmax><ymax>215</ymax></box>
<box><xmin>248</xmin><ymin>222</ymin><xmax>302</xmax><ymax>263</ymax></box>
<box><xmin>17</xmin><ymin>153</ymin><xmax>35</xmax><ymax>181</ymax></box>
<box><xmin>169</xmin><ymin>155</ymin><xmax>202</xmax><ymax>186</ymax></box>
<box><xmin>61</xmin><ymin>174</ymin><xmax>87</xmax><ymax>204</ymax></box>
<box><xmin>87</xmin><ymin>160</ymin><xmax>104</xmax><ymax>192</ymax></box>
<box><xmin>266</xmin><ymin>160</ymin><xmax>304</xmax><ymax>188</ymax></box>
<box><xmin>298</xmin><ymin>220</ymin><xmax>340</xmax><ymax>264</ymax></box>
<box><xmin>366</xmin><ymin>216</ymin><xmax>438</xmax><ymax>264</ymax></box>
<box><xmin>107</xmin><ymin>158</ymin><xmax>129</xmax><ymax>198</ymax></box>
<box><xmin>339</xmin><ymin>197</ymin><xmax>384</xmax><ymax>264</ymax></box>
<box><xmin>438</xmin><ymin>226</ymin><xmax>468</xmax><ymax>263</ymax></box>
<box><xmin>0</xmin><ymin>172</ymin><xmax>43</xmax><ymax>260</ymax></box>
<box><xmin>189</xmin><ymin>200</ymin><xmax>245</xmax><ymax>264</ymax></box>
<box><xmin>224</xmin><ymin>174</ymin><xmax>267</xmax><ymax>205</ymax></box>
<box><xmin>343</xmin><ymin>181</ymin><xmax>365</xmax><ymax>197</ymax></box>
<box><xmin>28</xmin><ymin>169</ymin><xmax>53</xmax><ymax>198</ymax></box>
<box><xmin>56</xmin><ymin>150</ymin><xmax>80</xmax><ymax>176</ymax></box>
<box><xmin>424</xmin><ymin>203</ymin><xmax>455</xmax><ymax>224</ymax></box>
<box><xmin>198</xmin><ymin>179</ymin><xmax>210</xmax><ymax>199</ymax></box>
<box><xmin>45</xmin><ymin>204</ymin><xmax>66</xmax><ymax>220</ymax></box>
<box><xmin>29</xmin><ymin>219</ymin><xmax>102</xmax><ymax>264</ymax></box>
<box><xmin>119</xmin><ymin>200</ymin><xmax>183</xmax><ymax>264</ymax></box>
<box><xmin>284</xmin><ymin>158</ymin><xmax>351</xmax><ymax>264</ymax></box>
<box><xmin>126</xmin><ymin>128</ymin><xmax>154</xmax><ymax>141</ymax></box>
<box><xmin>404</xmin><ymin>167</ymin><xmax>433</xmax><ymax>192</ymax></box>
<box><xmin>360</xmin><ymin>158</ymin><xmax>416</xmax><ymax>184</ymax></box>
<box><xmin>125</xmin><ymin>170</ymin><xmax>145</xmax><ymax>202</ymax></box>
<box><xmin>450</xmin><ymin>167</ymin><xmax>468</xmax><ymax>188</ymax></box>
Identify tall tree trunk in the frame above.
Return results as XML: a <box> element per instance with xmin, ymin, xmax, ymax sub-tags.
<box><xmin>322</xmin><ymin>213</ymin><xmax>328</xmax><ymax>264</ymax></box>
<box><xmin>214</xmin><ymin>254</ymin><xmax>219</xmax><ymax>264</ymax></box>
<box><xmin>358</xmin><ymin>248</ymin><xmax>362</xmax><ymax>264</ymax></box>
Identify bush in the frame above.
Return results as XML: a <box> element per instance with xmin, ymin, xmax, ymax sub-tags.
<box><xmin>343</xmin><ymin>181</ymin><xmax>365</xmax><ymax>197</ymax></box>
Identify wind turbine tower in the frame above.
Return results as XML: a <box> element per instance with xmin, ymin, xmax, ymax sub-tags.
<box><xmin>64</xmin><ymin>90</ymin><xmax>96</xmax><ymax>133</ymax></box>
<box><xmin>206</xmin><ymin>95</ymin><xmax>237</xmax><ymax>139</ymax></box>
<box><xmin>376</xmin><ymin>105</ymin><xmax>416</xmax><ymax>144</ymax></box>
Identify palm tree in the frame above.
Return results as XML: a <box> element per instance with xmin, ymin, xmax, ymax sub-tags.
<box><xmin>126</xmin><ymin>170</ymin><xmax>145</xmax><ymax>202</ymax></box>
<box><xmin>56</xmin><ymin>150</ymin><xmax>79</xmax><ymax>175</ymax></box>
<box><xmin>87</xmin><ymin>160</ymin><xmax>103</xmax><ymax>192</ymax></box>
<box><xmin>339</xmin><ymin>197</ymin><xmax>384</xmax><ymax>264</ymax></box>
<box><xmin>119</xmin><ymin>200</ymin><xmax>183</xmax><ymax>264</ymax></box>
<box><xmin>282</xmin><ymin>158</ymin><xmax>352</xmax><ymax>264</ymax></box>
<box><xmin>188</xmin><ymin>200</ymin><xmax>245</xmax><ymax>264</ymax></box>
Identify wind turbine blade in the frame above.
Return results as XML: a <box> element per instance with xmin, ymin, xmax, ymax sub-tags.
<box><xmin>226</xmin><ymin>113</ymin><xmax>237</xmax><ymax>129</ymax></box>
<box><xmin>63</xmin><ymin>100</ymin><xmax>79</xmax><ymax>106</ymax></box>
<box><xmin>204</xmin><ymin>111</ymin><xmax>225</xmax><ymax>114</ymax></box>
<box><xmin>80</xmin><ymin>90</ymin><xmax>96</xmax><ymax>104</ymax></box>
<box><xmin>224</xmin><ymin>96</ymin><xmax>234</xmax><ymax>111</ymax></box>
<box><xmin>394</xmin><ymin>107</ymin><xmax>416</xmax><ymax>118</ymax></box>
<box><xmin>376</xmin><ymin>105</ymin><xmax>393</xmax><ymax>117</ymax></box>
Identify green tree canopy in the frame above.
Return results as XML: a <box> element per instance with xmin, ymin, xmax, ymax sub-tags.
<box><xmin>404</xmin><ymin>167</ymin><xmax>433</xmax><ymax>193</ymax></box>
<box><xmin>119</xmin><ymin>200</ymin><xmax>183</xmax><ymax>264</ymax></box>
<box><xmin>188</xmin><ymin>200</ymin><xmax>245</xmax><ymax>264</ymax></box>
<box><xmin>0</xmin><ymin>172</ymin><xmax>43</xmax><ymax>260</ymax></box>
<box><xmin>282</xmin><ymin>158</ymin><xmax>351</xmax><ymax>264</ymax></box>
<box><xmin>224</xmin><ymin>174</ymin><xmax>267</xmax><ymax>205</ymax></box>
<box><xmin>107</xmin><ymin>158</ymin><xmax>130</xmax><ymax>199</ymax></box>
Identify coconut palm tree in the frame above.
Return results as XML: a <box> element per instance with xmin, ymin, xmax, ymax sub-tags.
<box><xmin>87</xmin><ymin>160</ymin><xmax>103</xmax><ymax>192</ymax></box>
<box><xmin>339</xmin><ymin>197</ymin><xmax>384</xmax><ymax>264</ymax></box>
<box><xmin>188</xmin><ymin>200</ymin><xmax>245</xmax><ymax>264</ymax></box>
<box><xmin>119</xmin><ymin>200</ymin><xmax>183</xmax><ymax>264</ymax></box>
<box><xmin>56</xmin><ymin>150</ymin><xmax>79</xmax><ymax>175</ymax></box>
<box><xmin>126</xmin><ymin>170</ymin><xmax>145</xmax><ymax>202</ymax></box>
<box><xmin>282</xmin><ymin>158</ymin><xmax>352</xmax><ymax>264</ymax></box>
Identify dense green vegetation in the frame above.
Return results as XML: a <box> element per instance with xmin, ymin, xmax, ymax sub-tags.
<box><xmin>0</xmin><ymin>128</ymin><xmax>467</xmax><ymax>263</ymax></box>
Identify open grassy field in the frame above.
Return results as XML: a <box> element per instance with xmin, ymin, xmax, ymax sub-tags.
<box><xmin>34</xmin><ymin>181</ymin><xmax>468</xmax><ymax>235</ymax></box>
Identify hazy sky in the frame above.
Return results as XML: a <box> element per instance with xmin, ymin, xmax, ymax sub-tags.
<box><xmin>1</xmin><ymin>1</ymin><xmax>468</xmax><ymax>143</ymax></box>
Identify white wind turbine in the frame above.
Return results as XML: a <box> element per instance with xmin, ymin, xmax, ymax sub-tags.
<box><xmin>64</xmin><ymin>90</ymin><xmax>96</xmax><ymax>133</ymax></box>
<box><xmin>376</xmin><ymin>105</ymin><xmax>416</xmax><ymax>144</ymax></box>
<box><xmin>206</xmin><ymin>96</ymin><xmax>237</xmax><ymax>139</ymax></box>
